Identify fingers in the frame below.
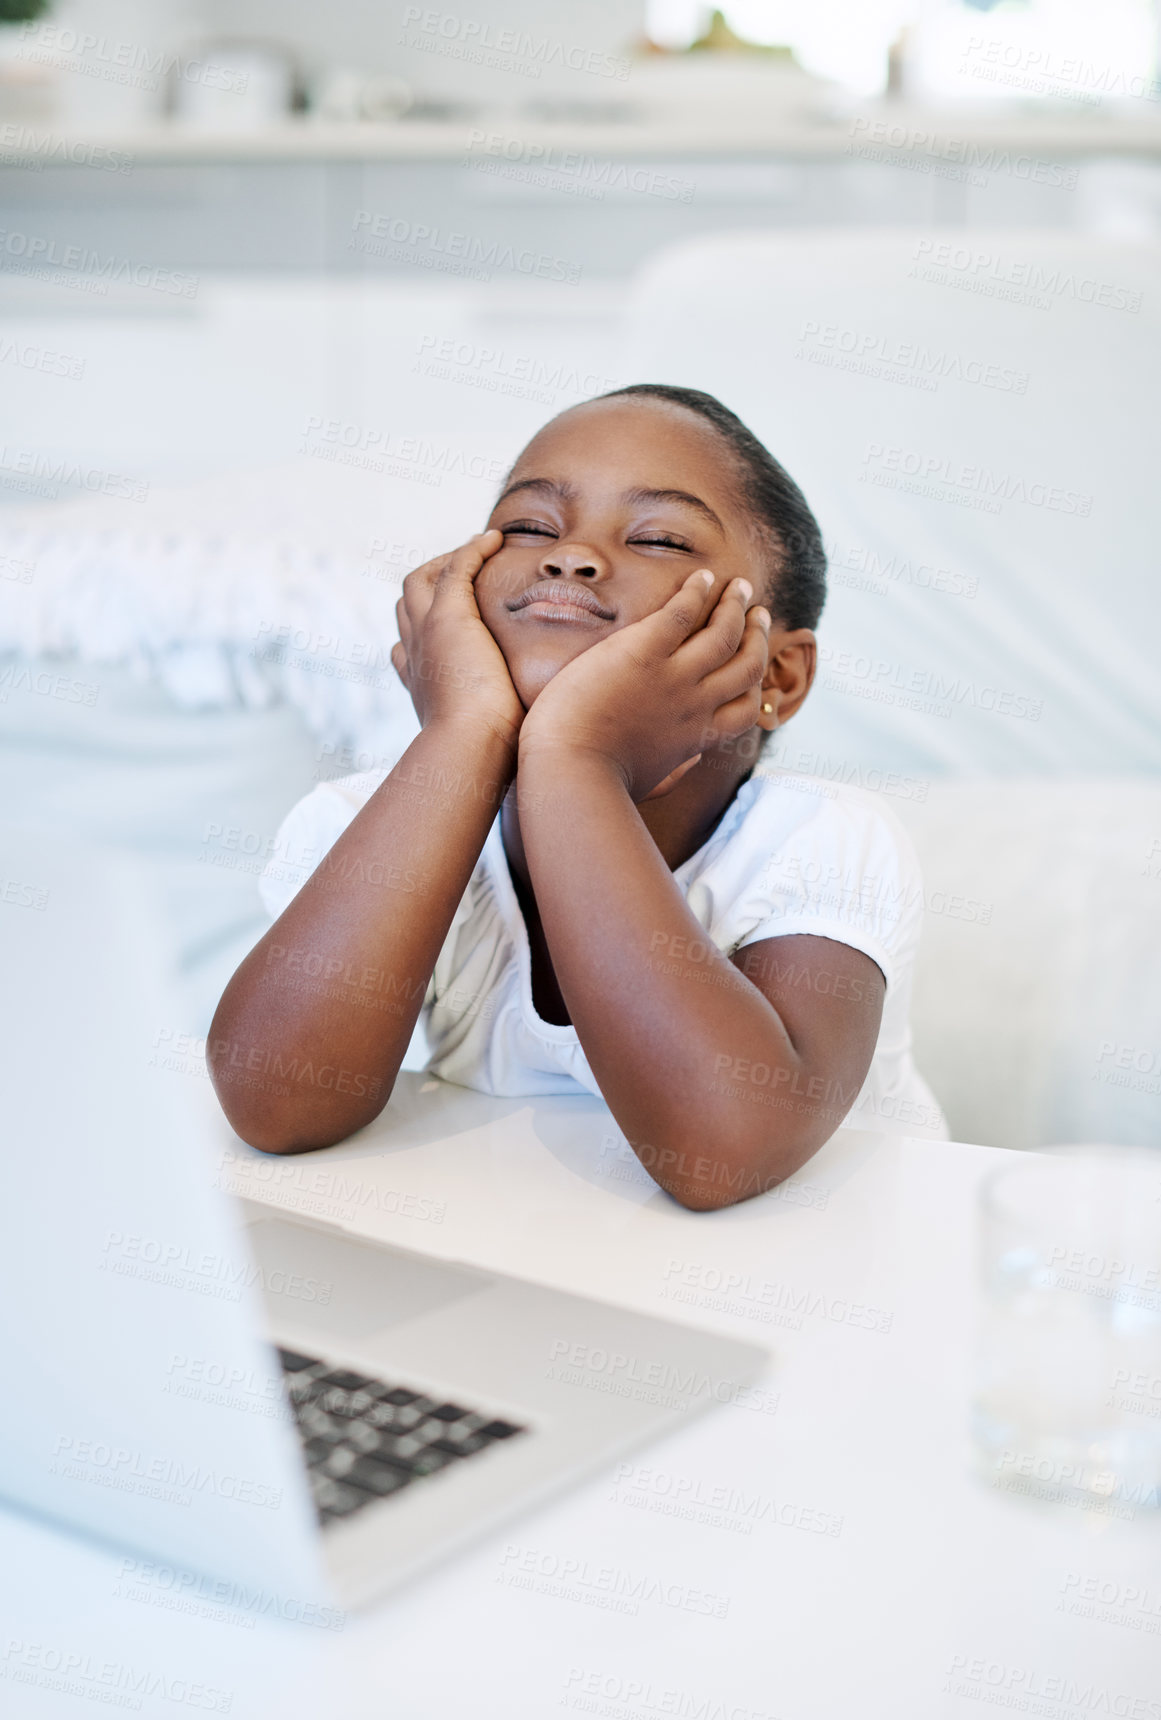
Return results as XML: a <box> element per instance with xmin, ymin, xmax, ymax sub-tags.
<box><xmin>394</xmin><ymin>530</ymin><xmax>504</xmax><ymax>698</ymax></box>
<box><xmin>408</xmin><ymin>530</ymin><xmax>501</xmax><ymax>587</ymax></box>
<box><xmin>676</xmin><ymin>575</ymin><xmax>753</xmax><ymax>674</ymax></box>
<box><xmin>638</xmin><ymin>567</ymin><xmax>719</xmax><ymax>649</ymax></box>
<box><xmin>708</xmin><ymin>684</ymin><xmax>764</xmax><ymax>746</ymax></box>
<box><xmin>641</xmin><ymin>753</ymin><xmax>703</xmax><ymax>802</ymax></box>
<box><xmin>700</xmin><ymin>602</ymin><xmax>771</xmax><ymax>716</ymax></box>
<box><xmin>401</xmin><ymin>531</ymin><xmax>503</xmax><ymax>622</ymax></box>
<box><xmin>435</xmin><ymin>527</ymin><xmax>503</xmax><ymax>578</ymax></box>
<box><xmin>431</xmin><ymin>529</ymin><xmax>504</xmax><ymax>605</ymax></box>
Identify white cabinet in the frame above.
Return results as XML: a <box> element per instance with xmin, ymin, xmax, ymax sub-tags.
<box><xmin>0</xmin><ymin>140</ymin><xmax>1151</xmax><ymax>278</ymax></box>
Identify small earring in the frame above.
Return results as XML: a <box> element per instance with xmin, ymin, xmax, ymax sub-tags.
<box><xmin>761</xmin><ymin>702</ymin><xmax>773</xmax><ymax>715</ymax></box>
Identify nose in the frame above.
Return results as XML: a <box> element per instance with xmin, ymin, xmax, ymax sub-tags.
<box><xmin>540</xmin><ymin>542</ymin><xmax>609</xmax><ymax>581</ymax></box>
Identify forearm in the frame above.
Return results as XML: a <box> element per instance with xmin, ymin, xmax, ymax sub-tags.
<box><xmin>517</xmin><ymin>751</ymin><xmax>825</xmax><ymax>1208</ymax></box>
<box><xmin>209</xmin><ymin>719</ymin><xmax>515</xmax><ymax>1152</ymax></box>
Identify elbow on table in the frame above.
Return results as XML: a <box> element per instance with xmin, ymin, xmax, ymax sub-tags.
<box><xmin>666</xmin><ymin>1181</ymin><xmax>741</xmax><ymax>1214</ymax></box>
<box><xmin>209</xmin><ymin>1073</ymin><xmax>395</xmax><ymax>1157</ymax></box>
<box><xmin>205</xmin><ymin>1016</ymin><xmax>398</xmax><ymax>1153</ymax></box>
<box><xmin>213</xmin><ymin>1104</ymin><xmax>349</xmax><ymax>1157</ymax></box>
<box><xmin>644</xmin><ymin>1127</ymin><xmax>825</xmax><ymax>1212</ymax></box>
<box><xmin>233</xmin><ymin>1124</ymin><xmax>335</xmax><ymax>1157</ymax></box>
<box><xmin>663</xmin><ymin>1170</ymin><xmax>773</xmax><ymax>1213</ymax></box>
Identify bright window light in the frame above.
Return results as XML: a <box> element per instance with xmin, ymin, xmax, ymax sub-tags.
<box><xmin>646</xmin><ymin>0</ymin><xmax>918</xmax><ymax>92</ymax></box>
<box><xmin>646</xmin><ymin>0</ymin><xmax>715</xmax><ymax>49</ymax></box>
<box><xmin>911</xmin><ymin>0</ymin><xmax>1158</xmax><ymax>106</ymax></box>
<box><xmin>720</xmin><ymin>1</ymin><xmax>916</xmax><ymax>93</ymax></box>
<box><xmin>644</xmin><ymin>0</ymin><xmax>1159</xmax><ymax>101</ymax></box>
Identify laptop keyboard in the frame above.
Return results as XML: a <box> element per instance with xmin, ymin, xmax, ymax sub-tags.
<box><xmin>278</xmin><ymin>1348</ymin><xmax>526</xmax><ymax>1525</ymax></box>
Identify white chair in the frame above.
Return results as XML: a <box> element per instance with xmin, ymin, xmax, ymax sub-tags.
<box><xmin>3</xmin><ymin>246</ymin><xmax>1158</xmax><ymax>1151</ymax></box>
<box><xmin>0</xmin><ymin>451</ymin><xmax>499</xmax><ymax>1033</ymax></box>
<box><xmin>894</xmin><ymin>779</ymin><xmax>1161</xmax><ymax>1151</ymax></box>
<box><xmin>619</xmin><ymin>230</ymin><xmax>1161</xmax><ymax>1149</ymax></box>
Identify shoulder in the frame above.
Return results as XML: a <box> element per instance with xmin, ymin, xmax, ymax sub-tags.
<box><xmin>749</xmin><ymin>768</ymin><xmax>922</xmax><ymax>878</ymax></box>
<box><xmin>686</xmin><ymin>769</ymin><xmax>925</xmax><ymax>987</ymax></box>
<box><xmin>695</xmin><ymin>768</ymin><xmax>921</xmax><ymax>878</ymax></box>
<box><xmin>317</xmin><ymin>768</ymin><xmax>391</xmax><ymax>813</ymax></box>
<box><xmin>276</xmin><ymin>767</ymin><xmax>389</xmax><ymax>858</ymax></box>
<box><xmin>259</xmin><ymin>769</ymin><xmax>389</xmax><ymax>919</ymax></box>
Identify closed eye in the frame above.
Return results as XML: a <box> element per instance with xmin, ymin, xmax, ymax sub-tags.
<box><xmin>499</xmin><ymin>524</ymin><xmax>691</xmax><ymax>550</ymax></box>
<box><xmin>501</xmin><ymin>519</ymin><xmax>557</xmax><ymax>538</ymax></box>
<box><xmin>629</xmin><ymin>534</ymin><xmax>692</xmax><ymax>551</ymax></box>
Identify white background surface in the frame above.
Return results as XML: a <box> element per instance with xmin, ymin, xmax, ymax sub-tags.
<box><xmin>1</xmin><ymin>248</ymin><xmax>1158</xmax><ymax>1161</ymax></box>
<box><xmin>3</xmin><ymin>1078</ymin><xmax>1159</xmax><ymax>1719</ymax></box>
<box><xmin>2</xmin><ymin>7</ymin><xmax>1159</xmax><ymax>1708</ymax></box>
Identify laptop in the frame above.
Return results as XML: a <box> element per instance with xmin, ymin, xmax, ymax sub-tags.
<box><xmin>0</xmin><ymin>826</ymin><xmax>767</xmax><ymax>1612</ymax></box>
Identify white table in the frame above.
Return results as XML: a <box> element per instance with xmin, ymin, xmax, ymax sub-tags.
<box><xmin>3</xmin><ymin>1076</ymin><xmax>1158</xmax><ymax>1720</ymax></box>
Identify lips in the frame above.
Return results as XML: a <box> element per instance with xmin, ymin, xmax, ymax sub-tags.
<box><xmin>506</xmin><ymin>579</ymin><xmax>615</xmax><ymax>621</ymax></box>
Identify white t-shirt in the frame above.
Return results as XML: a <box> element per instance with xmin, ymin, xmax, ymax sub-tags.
<box><xmin>259</xmin><ymin>764</ymin><xmax>949</xmax><ymax>1140</ymax></box>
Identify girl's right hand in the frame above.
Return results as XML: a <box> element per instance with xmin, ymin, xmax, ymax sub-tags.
<box><xmin>391</xmin><ymin>530</ymin><xmax>523</xmax><ymax>747</ymax></box>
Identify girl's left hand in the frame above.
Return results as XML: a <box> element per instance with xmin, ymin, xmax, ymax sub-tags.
<box><xmin>516</xmin><ymin>570</ymin><xmax>771</xmax><ymax>802</ymax></box>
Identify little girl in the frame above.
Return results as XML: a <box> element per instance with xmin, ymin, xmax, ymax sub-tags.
<box><xmin>209</xmin><ymin>384</ymin><xmax>946</xmax><ymax>1208</ymax></box>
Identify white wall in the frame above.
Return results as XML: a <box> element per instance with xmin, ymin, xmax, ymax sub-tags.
<box><xmin>193</xmin><ymin>0</ymin><xmax>645</xmax><ymax>107</ymax></box>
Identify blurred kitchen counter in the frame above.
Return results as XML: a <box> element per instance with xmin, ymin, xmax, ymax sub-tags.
<box><xmin>3</xmin><ymin>106</ymin><xmax>1160</xmax><ymax>278</ymax></box>
<box><xmin>5</xmin><ymin>107</ymin><xmax>1161</xmax><ymax>161</ymax></box>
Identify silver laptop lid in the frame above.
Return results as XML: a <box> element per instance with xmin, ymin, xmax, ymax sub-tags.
<box><xmin>0</xmin><ymin>826</ymin><xmax>326</xmax><ymax>1603</ymax></box>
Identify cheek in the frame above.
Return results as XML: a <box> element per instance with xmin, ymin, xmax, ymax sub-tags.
<box><xmin>476</xmin><ymin>550</ymin><xmax>533</xmax><ymax>615</ymax></box>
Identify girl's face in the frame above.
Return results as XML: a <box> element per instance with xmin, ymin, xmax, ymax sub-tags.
<box><xmin>476</xmin><ymin>397</ymin><xmax>769</xmax><ymax>708</ymax></box>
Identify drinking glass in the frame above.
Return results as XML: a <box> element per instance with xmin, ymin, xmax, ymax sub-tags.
<box><xmin>973</xmin><ymin>1146</ymin><xmax>1161</xmax><ymax>1510</ymax></box>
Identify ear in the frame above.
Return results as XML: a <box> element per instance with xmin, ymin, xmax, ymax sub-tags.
<box><xmin>756</xmin><ymin>629</ymin><xmax>816</xmax><ymax>733</ymax></box>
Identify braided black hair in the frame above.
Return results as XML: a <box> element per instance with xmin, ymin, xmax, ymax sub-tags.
<box><xmin>596</xmin><ymin>383</ymin><xmax>826</xmax><ymax>631</ymax></box>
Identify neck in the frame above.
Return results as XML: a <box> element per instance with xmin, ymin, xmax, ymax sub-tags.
<box><xmin>500</xmin><ymin>736</ymin><xmax>762</xmax><ymax>896</ymax></box>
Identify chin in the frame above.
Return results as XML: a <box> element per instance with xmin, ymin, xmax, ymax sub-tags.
<box><xmin>511</xmin><ymin>659</ymin><xmax>565</xmax><ymax>710</ymax></box>
<box><xmin>496</xmin><ymin>633</ymin><xmax>601</xmax><ymax>709</ymax></box>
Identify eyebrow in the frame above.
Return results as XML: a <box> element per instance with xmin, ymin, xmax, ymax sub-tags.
<box><xmin>494</xmin><ymin>477</ymin><xmax>576</xmax><ymax>507</ymax></box>
<box><xmin>494</xmin><ymin>477</ymin><xmax>724</xmax><ymax>533</ymax></box>
<box><xmin>623</xmin><ymin>486</ymin><xmax>724</xmax><ymax>534</ymax></box>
